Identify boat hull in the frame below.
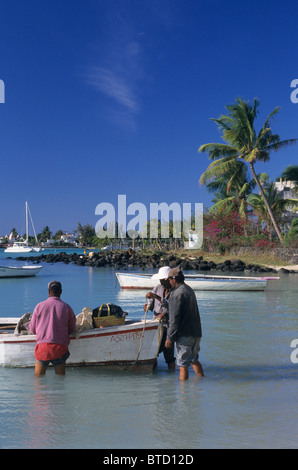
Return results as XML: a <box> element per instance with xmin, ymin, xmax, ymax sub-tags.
<box><xmin>116</xmin><ymin>272</ymin><xmax>268</xmax><ymax>291</ymax></box>
<box><xmin>0</xmin><ymin>319</ymin><xmax>162</xmax><ymax>370</ymax></box>
<box><xmin>4</xmin><ymin>246</ymin><xmax>34</xmax><ymax>253</ymax></box>
<box><xmin>0</xmin><ymin>265</ymin><xmax>43</xmax><ymax>278</ymax></box>
<box><xmin>4</xmin><ymin>246</ymin><xmax>41</xmax><ymax>253</ymax></box>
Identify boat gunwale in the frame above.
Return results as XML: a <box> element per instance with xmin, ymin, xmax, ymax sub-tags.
<box><xmin>0</xmin><ymin>265</ymin><xmax>43</xmax><ymax>271</ymax></box>
<box><xmin>116</xmin><ymin>272</ymin><xmax>279</xmax><ymax>282</ymax></box>
<box><xmin>0</xmin><ymin>319</ymin><xmax>160</xmax><ymax>344</ymax></box>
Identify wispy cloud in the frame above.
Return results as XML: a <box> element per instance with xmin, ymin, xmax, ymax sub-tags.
<box><xmin>85</xmin><ymin>67</ymin><xmax>139</xmax><ymax>114</ymax></box>
<box><xmin>82</xmin><ymin>1</ymin><xmax>176</xmax><ymax>130</ymax></box>
<box><xmin>82</xmin><ymin>6</ymin><xmax>145</xmax><ymax>130</ymax></box>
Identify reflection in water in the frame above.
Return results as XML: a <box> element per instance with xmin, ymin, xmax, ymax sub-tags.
<box><xmin>24</xmin><ymin>378</ymin><xmax>67</xmax><ymax>448</ymax></box>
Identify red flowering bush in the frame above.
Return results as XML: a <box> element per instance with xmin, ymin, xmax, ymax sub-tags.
<box><xmin>254</xmin><ymin>239</ymin><xmax>278</xmax><ymax>248</ymax></box>
<box><xmin>203</xmin><ymin>208</ymin><xmax>271</xmax><ymax>252</ymax></box>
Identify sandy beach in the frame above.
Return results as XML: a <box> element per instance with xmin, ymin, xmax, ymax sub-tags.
<box><xmin>265</xmin><ymin>264</ymin><xmax>298</xmax><ymax>272</ymax></box>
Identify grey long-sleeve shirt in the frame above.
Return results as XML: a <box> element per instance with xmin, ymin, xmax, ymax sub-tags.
<box><xmin>167</xmin><ymin>283</ymin><xmax>202</xmax><ymax>342</ymax></box>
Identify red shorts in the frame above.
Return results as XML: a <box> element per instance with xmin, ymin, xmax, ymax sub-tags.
<box><xmin>35</xmin><ymin>343</ymin><xmax>69</xmax><ymax>361</ymax></box>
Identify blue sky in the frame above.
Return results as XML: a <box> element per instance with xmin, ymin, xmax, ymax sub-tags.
<box><xmin>0</xmin><ymin>0</ymin><xmax>297</xmax><ymax>236</ymax></box>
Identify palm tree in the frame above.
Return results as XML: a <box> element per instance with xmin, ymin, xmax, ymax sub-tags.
<box><xmin>198</xmin><ymin>98</ymin><xmax>297</xmax><ymax>245</ymax></box>
<box><xmin>248</xmin><ymin>182</ymin><xmax>298</xmax><ymax>237</ymax></box>
<box><xmin>209</xmin><ymin>181</ymin><xmax>254</xmax><ymax>219</ymax></box>
<box><xmin>279</xmin><ymin>165</ymin><xmax>298</xmax><ymax>193</ymax></box>
<box><xmin>203</xmin><ymin>160</ymin><xmax>269</xmax><ymax>219</ymax></box>
<box><xmin>280</xmin><ymin>164</ymin><xmax>298</xmax><ymax>182</ymax></box>
<box><xmin>39</xmin><ymin>226</ymin><xmax>52</xmax><ymax>242</ymax></box>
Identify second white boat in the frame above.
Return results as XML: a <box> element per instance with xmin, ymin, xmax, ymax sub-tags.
<box><xmin>0</xmin><ymin>265</ymin><xmax>43</xmax><ymax>278</ymax></box>
<box><xmin>116</xmin><ymin>272</ymin><xmax>279</xmax><ymax>291</ymax></box>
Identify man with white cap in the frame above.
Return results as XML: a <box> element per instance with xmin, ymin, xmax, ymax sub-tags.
<box><xmin>144</xmin><ymin>266</ymin><xmax>175</xmax><ymax>369</ymax></box>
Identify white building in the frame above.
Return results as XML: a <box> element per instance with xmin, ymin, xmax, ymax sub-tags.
<box><xmin>274</xmin><ymin>179</ymin><xmax>298</xmax><ymax>231</ymax></box>
<box><xmin>274</xmin><ymin>179</ymin><xmax>297</xmax><ymax>199</ymax></box>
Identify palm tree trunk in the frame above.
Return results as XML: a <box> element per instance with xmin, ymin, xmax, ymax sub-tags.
<box><xmin>249</xmin><ymin>162</ymin><xmax>285</xmax><ymax>246</ymax></box>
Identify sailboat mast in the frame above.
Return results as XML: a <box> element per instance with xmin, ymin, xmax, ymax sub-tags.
<box><xmin>25</xmin><ymin>201</ymin><xmax>29</xmax><ymax>243</ymax></box>
<box><xmin>27</xmin><ymin>202</ymin><xmax>39</xmax><ymax>245</ymax></box>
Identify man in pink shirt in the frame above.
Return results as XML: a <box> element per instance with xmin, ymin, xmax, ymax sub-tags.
<box><xmin>30</xmin><ymin>281</ymin><xmax>76</xmax><ymax>376</ymax></box>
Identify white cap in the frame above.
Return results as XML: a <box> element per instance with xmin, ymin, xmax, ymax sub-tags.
<box><xmin>151</xmin><ymin>266</ymin><xmax>171</xmax><ymax>280</ymax></box>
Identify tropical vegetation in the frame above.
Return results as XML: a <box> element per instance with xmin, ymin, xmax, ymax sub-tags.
<box><xmin>2</xmin><ymin>99</ymin><xmax>298</xmax><ymax>253</ymax></box>
<box><xmin>198</xmin><ymin>98</ymin><xmax>298</xmax><ymax>247</ymax></box>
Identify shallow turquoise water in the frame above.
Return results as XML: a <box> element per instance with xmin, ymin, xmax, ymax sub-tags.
<box><xmin>0</xmin><ymin>249</ymin><xmax>298</xmax><ymax>449</ymax></box>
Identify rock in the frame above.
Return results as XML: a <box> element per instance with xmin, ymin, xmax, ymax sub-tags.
<box><xmin>279</xmin><ymin>268</ymin><xmax>290</xmax><ymax>273</ymax></box>
<box><xmin>27</xmin><ymin>252</ymin><xmax>293</xmax><ymax>277</ymax></box>
<box><xmin>198</xmin><ymin>263</ymin><xmax>210</xmax><ymax>271</ymax></box>
<box><xmin>222</xmin><ymin>266</ymin><xmax>232</xmax><ymax>272</ymax></box>
<box><xmin>223</xmin><ymin>260</ymin><xmax>232</xmax><ymax>266</ymax></box>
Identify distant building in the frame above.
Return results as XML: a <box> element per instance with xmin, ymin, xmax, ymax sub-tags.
<box><xmin>60</xmin><ymin>233</ymin><xmax>78</xmax><ymax>245</ymax></box>
<box><xmin>274</xmin><ymin>179</ymin><xmax>297</xmax><ymax>199</ymax></box>
<box><xmin>184</xmin><ymin>230</ymin><xmax>202</xmax><ymax>250</ymax></box>
<box><xmin>41</xmin><ymin>233</ymin><xmax>80</xmax><ymax>247</ymax></box>
<box><xmin>274</xmin><ymin>179</ymin><xmax>298</xmax><ymax>232</ymax></box>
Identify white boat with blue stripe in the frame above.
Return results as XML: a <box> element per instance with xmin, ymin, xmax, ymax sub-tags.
<box><xmin>116</xmin><ymin>272</ymin><xmax>279</xmax><ymax>291</ymax></box>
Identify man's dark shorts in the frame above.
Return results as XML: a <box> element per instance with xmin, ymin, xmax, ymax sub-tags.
<box><xmin>176</xmin><ymin>336</ymin><xmax>201</xmax><ymax>367</ymax></box>
<box><xmin>36</xmin><ymin>351</ymin><xmax>70</xmax><ymax>367</ymax></box>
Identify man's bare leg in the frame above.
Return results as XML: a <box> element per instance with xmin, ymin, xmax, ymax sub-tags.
<box><xmin>179</xmin><ymin>366</ymin><xmax>189</xmax><ymax>381</ymax></box>
<box><xmin>54</xmin><ymin>363</ymin><xmax>66</xmax><ymax>375</ymax></box>
<box><xmin>192</xmin><ymin>361</ymin><xmax>204</xmax><ymax>377</ymax></box>
<box><xmin>35</xmin><ymin>360</ymin><xmax>47</xmax><ymax>376</ymax></box>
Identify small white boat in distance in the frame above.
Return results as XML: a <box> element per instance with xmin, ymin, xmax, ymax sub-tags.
<box><xmin>116</xmin><ymin>272</ymin><xmax>279</xmax><ymax>291</ymax></box>
<box><xmin>0</xmin><ymin>318</ymin><xmax>162</xmax><ymax>370</ymax></box>
<box><xmin>4</xmin><ymin>242</ymin><xmax>41</xmax><ymax>253</ymax></box>
<box><xmin>0</xmin><ymin>265</ymin><xmax>43</xmax><ymax>278</ymax></box>
<box><xmin>4</xmin><ymin>202</ymin><xmax>42</xmax><ymax>253</ymax></box>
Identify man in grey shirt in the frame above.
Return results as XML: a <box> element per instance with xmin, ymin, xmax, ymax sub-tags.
<box><xmin>165</xmin><ymin>267</ymin><xmax>204</xmax><ymax>380</ymax></box>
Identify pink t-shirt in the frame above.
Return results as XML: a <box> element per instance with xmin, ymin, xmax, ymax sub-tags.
<box><xmin>30</xmin><ymin>296</ymin><xmax>76</xmax><ymax>346</ymax></box>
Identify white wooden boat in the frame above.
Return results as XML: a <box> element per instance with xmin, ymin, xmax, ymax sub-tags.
<box><xmin>116</xmin><ymin>272</ymin><xmax>279</xmax><ymax>291</ymax></box>
<box><xmin>0</xmin><ymin>265</ymin><xmax>43</xmax><ymax>278</ymax></box>
<box><xmin>0</xmin><ymin>318</ymin><xmax>162</xmax><ymax>370</ymax></box>
<box><xmin>4</xmin><ymin>202</ymin><xmax>42</xmax><ymax>253</ymax></box>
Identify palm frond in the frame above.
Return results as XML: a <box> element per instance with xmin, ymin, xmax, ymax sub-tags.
<box><xmin>199</xmin><ymin>157</ymin><xmax>236</xmax><ymax>185</ymax></box>
<box><xmin>265</xmin><ymin>138</ymin><xmax>298</xmax><ymax>152</ymax></box>
<box><xmin>209</xmin><ymin>196</ymin><xmax>235</xmax><ymax>213</ymax></box>
<box><xmin>244</xmin><ymin>148</ymin><xmax>260</xmax><ymax>163</ymax></box>
<box><xmin>198</xmin><ymin>143</ymin><xmax>237</xmax><ymax>160</ymax></box>
<box><xmin>226</xmin><ymin>98</ymin><xmax>257</xmax><ymax>145</ymax></box>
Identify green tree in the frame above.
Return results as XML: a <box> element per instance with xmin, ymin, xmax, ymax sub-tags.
<box><xmin>280</xmin><ymin>164</ymin><xmax>298</xmax><ymax>182</ymax></box>
<box><xmin>39</xmin><ymin>226</ymin><xmax>52</xmax><ymax>242</ymax></box>
<box><xmin>203</xmin><ymin>160</ymin><xmax>259</xmax><ymax>218</ymax></box>
<box><xmin>247</xmin><ymin>182</ymin><xmax>298</xmax><ymax>237</ymax></box>
<box><xmin>10</xmin><ymin>227</ymin><xmax>18</xmax><ymax>238</ymax></box>
<box><xmin>279</xmin><ymin>165</ymin><xmax>298</xmax><ymax>193</ymax></box>
<box><xmin>198</xmin><ymin>98</ymin><xmax>297</xmax><ymax>245</ymax></box>
<box><xmin>286</xmin><ymin>218</ymin><xmax>298</xmax><ymax>246</ymax></box>
<box><xmin>77</xmin><ymin>223</ymin><xmax>96</xmax><ymax>246</ymax></box>
<box><xmin>53</xmin><ymin>230</ymin><xmax>64</xmax><ymax>240</ymax></box>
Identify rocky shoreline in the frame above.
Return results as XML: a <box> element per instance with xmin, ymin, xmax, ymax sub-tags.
<box><xmin>14</xmin><ymin>250</ymin><xmax>297</xmax><ymax>273</ymax></box>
